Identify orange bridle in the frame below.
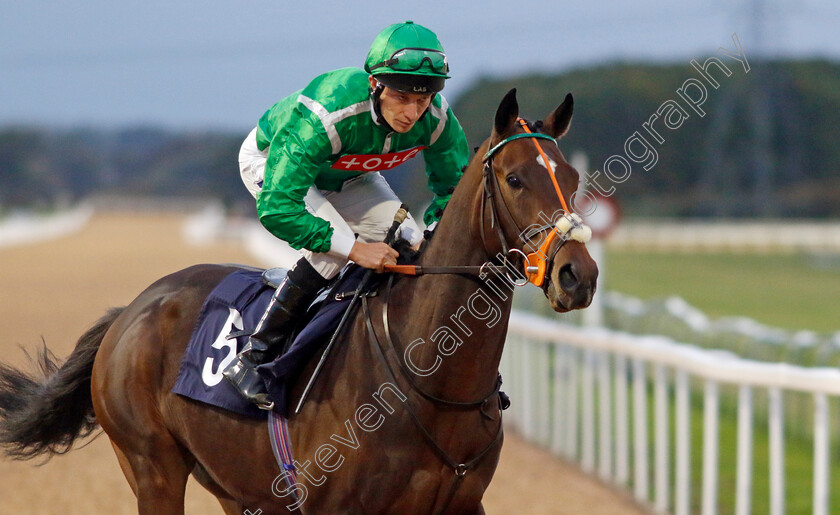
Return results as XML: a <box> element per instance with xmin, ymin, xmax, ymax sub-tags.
<box><xmin>384</xmin><ymin>118</ymin><xmax>591</xmax><ymax>287</ymax></box>
<box><xmin>510</xmin><ymin>120</ymin><xmax>591</xmax><ymax>287</ymax></box>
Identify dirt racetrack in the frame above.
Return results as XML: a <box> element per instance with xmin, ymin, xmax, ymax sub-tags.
<box><xmin>0</xmin><ymin>212</ymin><xmax>649</xmax><ymax>514</ymax></box>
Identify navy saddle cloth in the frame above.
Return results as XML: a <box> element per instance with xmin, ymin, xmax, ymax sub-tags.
<box><xmin>172</xmin><ymin>266</ymin><xmax>367</xmax><ymax>418</ymax></box>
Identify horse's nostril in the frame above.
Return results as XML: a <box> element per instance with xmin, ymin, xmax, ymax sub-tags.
<box><xmin>559</xmin><ymin>264</ymin><xmax>578</xmax><ymax>291</ymax></box>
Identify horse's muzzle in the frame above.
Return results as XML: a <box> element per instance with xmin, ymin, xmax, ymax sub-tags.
<box><xmin>544</xmin><ymin>243</ymin><xmax>598</xmax><ymax>312</ymax></box>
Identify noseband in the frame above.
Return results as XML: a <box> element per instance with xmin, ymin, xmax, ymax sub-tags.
<box><xmin>360</xmin><ymin>120</ymin><xmax>592</xmax><ymax>511</ymax></box>
<box><xmin>479</xmin><ymin>119</ymin><xmax>591</xmax><ymax>287</ymax></box>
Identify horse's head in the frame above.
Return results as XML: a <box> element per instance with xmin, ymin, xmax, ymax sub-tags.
<box><xmin>477</xmin><ymin>88</ymin><xmax>598</xmax><ymax>312</ymax></box>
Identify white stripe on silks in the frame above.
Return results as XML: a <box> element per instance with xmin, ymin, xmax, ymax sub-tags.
<box><xmin>429</xmin><ymin>95</ymin><xmax>449</xmax><ymax>145</ymax></box>
<box><xmin>298</xmin><ymin>97</ymin><xmax>370</xmax><ymax>155</ymax></box>
<box><xmin>330</xmin><ymin>100</ymin><xmax>369</xmax><ymax>125</ymax></box>
<box><xmin>298</xmin><ymin>95</ymin><xmax>342</xmax><ymax>154</ymax></box>
<box><xmin>328</xmin><ymin>100</ymin><xmax>369</xmax><ymax>153</ymax></box>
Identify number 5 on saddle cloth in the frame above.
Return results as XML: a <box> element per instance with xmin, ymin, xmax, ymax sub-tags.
<box><xmin>172</xmin><ymin>265</ymin><xmax>372</xmax><ymax>419</ymax></box>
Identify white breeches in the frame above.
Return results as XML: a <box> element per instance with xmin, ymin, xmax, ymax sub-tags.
<box><xmin>239</xmin><ymin>128</ymin><xmax>422</xmax><ymax>279</ymax></box>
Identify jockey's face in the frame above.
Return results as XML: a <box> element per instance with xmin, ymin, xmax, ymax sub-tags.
<box><xmin>370</xmin><ymin>76</ymin><xmax>433</xmax><ymax>133</ymax></box>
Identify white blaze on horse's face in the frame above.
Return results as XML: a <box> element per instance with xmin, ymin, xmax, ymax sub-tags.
<box><xmin>536</xmin><ymin>154</ymin><xmax>557</xmax><ymax>172</ymax></box>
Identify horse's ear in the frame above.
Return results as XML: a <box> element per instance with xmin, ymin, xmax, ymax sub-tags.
<box><xmin>542</xmin><ymin>93</ymin><xmax>574</xmax><ymax>139</ymax></box>
<box><xmin>493</xmin><ymin>88</ymin><xmax>519</xmax><ymax>137</ymax></box>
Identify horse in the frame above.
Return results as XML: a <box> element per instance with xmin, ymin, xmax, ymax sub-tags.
<box><xmin>0</xmin><ymin>89</ymin><xmax>597</xmax><ymax>514</ymax></box>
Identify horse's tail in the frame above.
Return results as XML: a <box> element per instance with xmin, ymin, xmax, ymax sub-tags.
<box><xmin>0</xmin><ymin>307</ymin><xmax>124</xmax><ymax>460</ymax></box>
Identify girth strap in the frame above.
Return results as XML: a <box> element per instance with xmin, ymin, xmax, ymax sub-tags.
<box><xmin>360</xmin><ymin>275</ymin><xmax>504</xmax><ymax>488</ymax></box>
<box><xmin>376</xmin><ymin>275</ymin><xmax>503</xmax><ymax>408</ymax></box>
<box><xmin>362</xmin><ymin>295</ymin><xmax>503</xmax><ymax>477</ymax></box>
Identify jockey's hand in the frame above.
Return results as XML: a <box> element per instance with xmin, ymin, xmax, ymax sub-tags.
<box><xmin>349</xmin><ymin>241</ymin><xmax>399</xmax><ymax>273</ymax></box>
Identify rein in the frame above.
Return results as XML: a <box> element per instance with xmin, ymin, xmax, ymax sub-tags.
<box><xmin>352</xmin><ymin>120</ymin><xmax>591</xmax><ymax>510</ymax></box>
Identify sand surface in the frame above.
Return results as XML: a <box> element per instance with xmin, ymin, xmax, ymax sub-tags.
<box><xmin>0</xmin><ymin>213</ymin><xmax>648</xmax><ymax>514</ymax></box>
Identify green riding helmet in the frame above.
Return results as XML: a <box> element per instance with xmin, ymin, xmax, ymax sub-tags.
<box><xmin>364</xmin><ymin>21</ymin><xmax>450</xmax><ymax>94</ymax></box>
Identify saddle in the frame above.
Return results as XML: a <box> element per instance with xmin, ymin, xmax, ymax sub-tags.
<box><xmin>172</xmin><ymin>265</ymin><xmax>372</xmax><ymax>418</ymax></box>
<box><xmin>257</xmin><ymin>265</ymin><xmax>375</xmax><ymax>415</ymax></box>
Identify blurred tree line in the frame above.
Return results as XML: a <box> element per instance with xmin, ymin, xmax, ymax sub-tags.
<box><xmin>1</xmin><ymin>58</ymin><xmax>838</xmax><ymax>218</ymax></box>
<box><xmin>0</xmin><ymin>127</ymin><xmax>250</xmax><ymax>212</ymax></box>
<box><xmin>453</xmin><ymin>58</ymin><xmax>840</xmax><ymax>218</ymax></box>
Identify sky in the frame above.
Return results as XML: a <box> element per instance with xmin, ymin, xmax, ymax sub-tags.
<box><xmin>2</xmin><ymin>0</ymin><xmax>839</xmax><ymax>132</ymax></box>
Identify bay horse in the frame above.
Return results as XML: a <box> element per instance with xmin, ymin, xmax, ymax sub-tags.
<box><xmin>0</xmin><ymin>89</ymin><xmax>597</xmax><ymax>514</ymax></box>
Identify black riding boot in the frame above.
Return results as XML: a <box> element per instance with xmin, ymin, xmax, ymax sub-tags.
<box><xmin>223</xmin><ymin>259</ymin><xmax>329</xmax><ymax>410</ymax></box>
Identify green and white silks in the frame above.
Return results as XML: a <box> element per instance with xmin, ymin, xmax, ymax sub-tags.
<box><xmin>250</xmin><ymin>67</ymin><xmax>469</xmax><ymax>255</ymax></box>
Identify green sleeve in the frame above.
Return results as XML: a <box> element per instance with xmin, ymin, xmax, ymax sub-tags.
<box><xmin>256</xmin><ymin>104</ymin><xmax>336</xmax><ymax>254</ymax></box>
<box><xmin>421</xmin><ymin>107</ymin><xmax>470</xmax><ymax>226</ymax></box>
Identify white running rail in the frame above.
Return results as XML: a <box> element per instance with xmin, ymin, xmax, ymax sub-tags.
<box><xmin>609</xmin><ymin>220</ymin><xmax>840</xmax><ymax>254</ymax></box>
<box><xmin>501</xmin><ymin>310</ymin><xmax>840</xmax><ymax>515</ymax></box>
<box><xmin>0</xmin><ymin>204</ymin><xmax>93</xmax><ymax>248</ymax></box>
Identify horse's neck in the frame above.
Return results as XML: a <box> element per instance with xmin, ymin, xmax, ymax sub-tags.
<box><xmin>388</xmin><ymin>175</ymin><xmax>515</xmax><ymax>399</ymax></box>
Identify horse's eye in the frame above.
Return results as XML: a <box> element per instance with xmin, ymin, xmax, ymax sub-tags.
<box><xmin>506</xmin><ymin>174</ymin><xmax>523</xmax><ymax>189</ymax></box>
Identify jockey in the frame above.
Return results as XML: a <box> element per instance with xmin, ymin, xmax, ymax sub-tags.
<box><xmin>224</xmin><ymin>21</ymin><xmax>470</xmax><ymax>408</ymax></box>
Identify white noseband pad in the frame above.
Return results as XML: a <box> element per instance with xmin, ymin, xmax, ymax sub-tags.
<box><xmin>554</xmin><ymin>213</ymin><xmax>592</xmax><ymax>243</ymax></box>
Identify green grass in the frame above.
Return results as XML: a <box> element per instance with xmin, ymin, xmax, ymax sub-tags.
<box><xmin>516</xmin><ymin>249</ymin><xmax>840</xmax><ymax>512</ymax></box>
<box><xmin>537</xmin><ymin>352</ymin><xmax>840</xmax><ymax>514</ymax></box>
<box><xmin>617</xmin><ymin>377</ymin><xmax>838</xmax><ymax>514</ymax></box>
<box><xmin>686</xmin><ymin>387</ymin><xmax>834</xmax><ymax>515</ymax></box>
<box><xmin>603</xmin><ymin>249</ymin><xmax>840</xmax><ymax>333</ymax></box>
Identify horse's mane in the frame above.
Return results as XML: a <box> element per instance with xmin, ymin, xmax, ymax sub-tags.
<box><xmin>392</xmin><ymin>237</ymin><xmax>423</xmax><ymax>264</ymax></box>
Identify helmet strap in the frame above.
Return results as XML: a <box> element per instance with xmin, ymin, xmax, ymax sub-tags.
<box><xmin>423</xmin><ymin>92</ymin><xmax>436</xmax><ymax>118</ymax></box>
<box><xmin>371</xmin><ymin>81</ymin><xmax>395</xmax><ymax>132</ymax></box>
